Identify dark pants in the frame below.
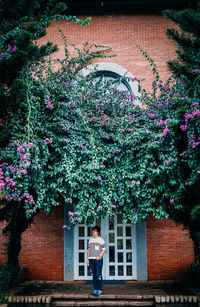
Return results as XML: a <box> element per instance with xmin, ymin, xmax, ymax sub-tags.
<box><xmin>89</xmin><ymin>258</ymin><xmax>103</xmax><ymax>291</ymax></box>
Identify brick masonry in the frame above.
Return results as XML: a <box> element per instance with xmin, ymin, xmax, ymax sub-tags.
<box><xmin>0</xmin><ymin>14</ymin><xmax>195</xmax><ymax>281</ymax></box>
<box><xmin>36</xmin><ymin>15</ymin><xmax>179</xmax><ymax>90</ymax></box>
<box><xmin>146</xmin><ymin>215</ymin><xmax>194</xmax><ymax>280</ymax></box>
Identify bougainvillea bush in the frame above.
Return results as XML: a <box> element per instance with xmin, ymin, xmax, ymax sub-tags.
<box><xmin>1</xmin><ymin>46</ymin><xmax>200</xmax><ymax>231</ymax></box>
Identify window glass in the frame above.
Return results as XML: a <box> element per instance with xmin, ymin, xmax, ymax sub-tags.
<box><xmin>94</xmin><ymin>71</ymin><xmax>131</xmax><ymax>92</ymax></box>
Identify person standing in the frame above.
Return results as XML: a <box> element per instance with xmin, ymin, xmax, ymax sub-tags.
<box><xmin>87</xmin><ymin>225</ymin><xmax>106</xmax><ymax>296</ymax></box>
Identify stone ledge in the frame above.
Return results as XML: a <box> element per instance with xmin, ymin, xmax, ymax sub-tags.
<box><xmin>155</xmin><ymin>295</ymin><xmax>199</xmax><ymax>304</ymax></box>
<box><xmin>4</xmin><ymin>294</ymin><xmax>199</xmax><ymax>304</ymax></box>
<box><xmin>4</xmin><ymin>295</ymin><xmax>52</xmax><ymax>304</ymax></box>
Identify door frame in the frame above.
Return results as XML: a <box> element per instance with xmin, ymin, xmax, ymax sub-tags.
<box><xmin>73</xmin><ymin>215</ymin><xmax>137</xmax><ymax>280</ymax></box>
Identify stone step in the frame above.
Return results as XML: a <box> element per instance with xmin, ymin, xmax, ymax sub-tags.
<box><xmin>52</xmin><ymin>294</ymin><xmax>155</xmax><ymax>300</ymax></box>
<box><xmin>51</xmin><ymin>300</ymin><xmax>155</xmax><ymax>306</ymax></box>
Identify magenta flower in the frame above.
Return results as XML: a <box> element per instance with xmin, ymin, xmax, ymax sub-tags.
<box><xmin>156</xmin><ymin>119</ymin><xmax>163</xmax><ymax>126</ymax></box>
<box><xmin>46</xmin><ymin>101</ymin><xmax>54</xmax><ymax>109</ymax></box>
<box><xmin>98</xmin><ymin>176</ymin><xmax>102</xmax><ymax>180</ymax></box>
<box><xmin>162</xmin><ymin>127</ymin><xmax>169</xmax><ymax>137</ymax></box>
<box><xmin>148</xmin><ymin>113</ymin><xmax>155</xmax><ymax>119</ymax></box>
<box><xmin>180</xmin><ymin>125</ymin><xmax>187</xmax><ymax>131</ymax></box>
<box><xmin>45</xmin><ymin>138</ymin><xmax>53</xmax><ymax>144</ymax></box>
<box><xmin>98</xmin><ymin>205</ymin><xmax>103</xmax><ymax>210</ymax></box>
<box><xmin>170</xmin><ymin>199</ymin><xmax>174</xmax><ymax>204</ymax></box>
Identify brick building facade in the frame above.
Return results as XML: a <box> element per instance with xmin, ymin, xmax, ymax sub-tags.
<box><xmin>0</xmin><ymin>12</ymin><xmax>195</xmax><ymax>281</ymax></box>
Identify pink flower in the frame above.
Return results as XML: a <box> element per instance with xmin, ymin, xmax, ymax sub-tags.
<box><xmin>0</xmin><ymin>182</ymin><xmax>5</xmax><ymax>188</ymax></box>
<box><xmin>63</xmin><ymin>225</ymin><xmax>67</xmax><ymax>229</ymax></box>
<box><xmin>78</xmin><ymin>218</ymin><xmax>81</xmax><ymax>223</ymax></box>
<box><xmin>98</xmin><ymin>176</ymin><xmax>102</xmax><ymax>180</ymax></box>
<box><xmin>98</xmin><ymin>205</ymin><xmax>102</xmax><ymax>210</ymax></box>
<box><xmin>46</xmin><ymin>100</ymin><xmax>54</xmax><ymax>109</ymax></box>
<box><xmin>180</xmin><ymin>125</ymin><xmax>187</xmax><ymax>131</ymax></box>
<box><xmin>45</xmin><ymin>138</ymin><xmax>53</xmax><ymax>144</ymax></box>
<box><xmin>170</xmin><ymin>199</ymin><xmax>174</xmax><ymax>204</ymax></box>
<box><xmin>111</xmin><ymin>205</ymin><xmax>116</xmax><ymax>208</ymax></box>
<box><xmin>162</xmin><ymin>127</ymin><xmax>169</xmax><ymax>137</ymax></box>
<box><xmin>156</xmin><ymin>119</ymin><xmax>163</xmax><ymax>126</ymax></box>
<box><xmin>148</xmin><ymin>113</ymin><xmax>155</xmax><ymax>119</ymax></box>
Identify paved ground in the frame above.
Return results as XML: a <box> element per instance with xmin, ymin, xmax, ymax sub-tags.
<box><xmin>11</xmin><ymin>280</ymin><xmax>200</xmax><ymax>297</ymax></box>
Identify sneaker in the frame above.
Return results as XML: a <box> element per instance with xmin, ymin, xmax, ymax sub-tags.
<box><xmin>90</xmin><ymin>289</ymin><xmax>98</xmax><ymax>296</ymax></box>
<box><xmin>96</xmin><ymin>290</ymin><xmax>103</xmax><ymax>295</ymax></box>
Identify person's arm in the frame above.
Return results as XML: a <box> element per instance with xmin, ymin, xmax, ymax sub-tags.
<box><xmin>96</xmin><ymin>239</ymin><xmax>106</xmax><ymax>260</ymax></box>
<box><xmin>96</xmin><ymin>248</ymin><xmax>106</xmax><ymax>260</ymax></box>
<box><xmin>87</xmin><ymin>248</ymin><xmax>90</xmax><ymax>266</ymax></box>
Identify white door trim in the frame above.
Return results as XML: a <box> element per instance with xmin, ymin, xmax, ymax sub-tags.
<box><xmin>74</xmin><ymin>214</ymin><xmax>137</xmax><ymax>280</ymax></box>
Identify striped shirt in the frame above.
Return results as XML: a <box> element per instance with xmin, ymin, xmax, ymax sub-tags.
<box><xmin>88</xmin><ymin>236</ymin><xmax>106</xmax><ymax>259</ymax></box>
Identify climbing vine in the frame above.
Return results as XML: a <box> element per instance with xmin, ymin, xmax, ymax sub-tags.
<box><xmin>1</xmin><ymin>44</ymin><xmax>199</xmax><ymax>232</ymax></box>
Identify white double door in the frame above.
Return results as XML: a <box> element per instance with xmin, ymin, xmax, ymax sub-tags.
<box><xmin>74</xmin><ymin>214</ymin><xmax>137</xmax><ymax>280</ymax></box>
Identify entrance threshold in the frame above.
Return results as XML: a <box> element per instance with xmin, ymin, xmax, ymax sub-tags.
<box><xmin>85</xmin><ymin>280</ymin><xmax>137</xmax><ymax>284</ymax></box>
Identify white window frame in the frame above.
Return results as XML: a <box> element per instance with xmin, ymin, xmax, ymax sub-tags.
<box><xmin>81</xmin><ymin>62</ymin><xmax>141</xmax><ymax>106</ymax></box>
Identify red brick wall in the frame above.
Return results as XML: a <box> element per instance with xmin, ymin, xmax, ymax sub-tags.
<box><xmin>0</xmin><ymin>15</ymin><xmax>195</xmax><ymax>281</ymax></box>
<box><xmin>0</xmin><ymin>209</ymin><xmax>195</xmax><ymax>280</ymax></box>
<box><xmin>146</xmin><ymin>215</ymin><xmax>195</xmax><ymax>280</ymax></box>
<box><xmin>0</xmin><ymin>205</ymin><xmax>64</xmax><ymax>281</ymax></box>
<box><xmin>37</xmin><ymin>15</ymin><xmax>178</xmax><ymax>91</ymax></box>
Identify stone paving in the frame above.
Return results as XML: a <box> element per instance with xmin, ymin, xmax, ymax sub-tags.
<box><xmin>3</xmin><ymin>280</ymin><xmax>200</xmax><ymax>305</ymax></box>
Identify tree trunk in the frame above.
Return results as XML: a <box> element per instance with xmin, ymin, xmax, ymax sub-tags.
<box><xmin>3</xmin><ymin>202</ymin><xmax>34</xmax><ymax>288</ymax></box>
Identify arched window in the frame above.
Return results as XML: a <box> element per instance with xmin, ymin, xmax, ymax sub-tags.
<box><xmin>81</xmin><ymin>62</ymin><xmax>141</xmax><ymax>105</ymax></box>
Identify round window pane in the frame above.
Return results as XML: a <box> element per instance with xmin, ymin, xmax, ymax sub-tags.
<box><xmin>94</xmin><ymin>71</ymin><xmax>131</xmax><ymax>93</ymax></box>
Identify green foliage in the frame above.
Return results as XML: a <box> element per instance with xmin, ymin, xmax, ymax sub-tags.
<box><xmin>188</xmin><ymin>262</ymin><xmax>200</xmax><ymax>286</ymax></box>
<box><xmin>1</xmin><ymin>42</ymin><xmax>199</xmax><ymax>234</ymax></box>
<box><xmin>0</xmin><ymin>264</ymin><xmax>26</xmax><ymax>303</ymax></box>
<box><xmin>0</xmin><ymin>0</ymin><xmax>91</xmax><ymax>146</ymax></box>
<box><xmin>162</xmin><ymin>6</ymin><xmax>200</xmax><ymax>94</ymax></box>
<box><xmin>0</xmin><ymin>1</ymin><xmax>91</xmax><ymax>289</ymax></box>
<box><xmin>138</xmin><ymin>45</ymin><xmax>200</xmax><ymax>261</ymax></box>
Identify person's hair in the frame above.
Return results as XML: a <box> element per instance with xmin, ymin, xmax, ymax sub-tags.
<box><xmin>92</xmin><ymin>225</ymin><xmax>101</xmax><ymax>234</ymax></box>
